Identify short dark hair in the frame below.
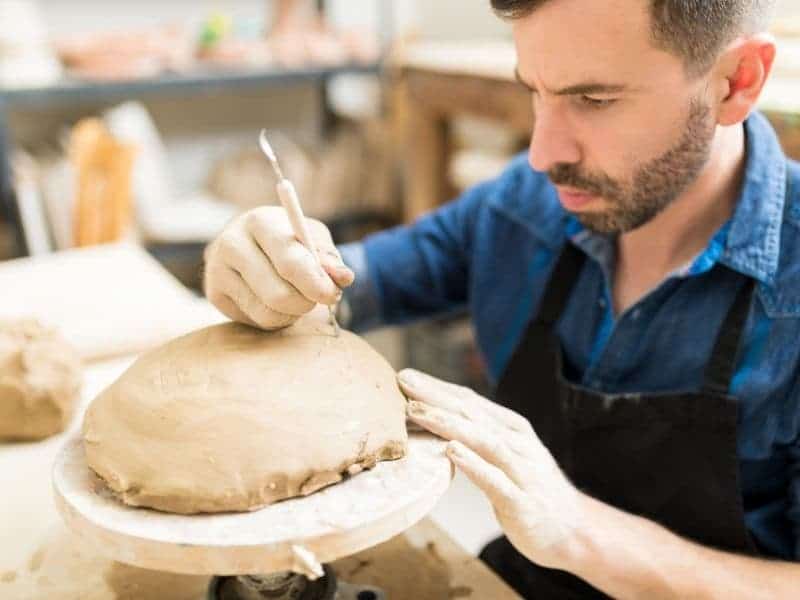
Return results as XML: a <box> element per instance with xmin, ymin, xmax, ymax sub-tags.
<box><xmin>491</xmin><ymin>0</ymin><xmax>776</xmax><ymax>75</ymax></box>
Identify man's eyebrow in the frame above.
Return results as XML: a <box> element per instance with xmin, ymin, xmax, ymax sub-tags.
<box><xmin>514</xmin><ymin>67</ymin><xmax>628</xmax><ymax>96</ymax></box>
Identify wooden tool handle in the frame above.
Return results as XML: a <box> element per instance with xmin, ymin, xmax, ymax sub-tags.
<box><xmin>276</xmin><ymin>179</ymin><xmax>319</xmax><ymax>263</ymax></box>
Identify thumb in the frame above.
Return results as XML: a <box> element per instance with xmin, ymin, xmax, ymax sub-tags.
<box><xmin>319</xmin><ymin>250</ymin><xmax>355</xmax><ymax>289</ymax></box>
<box><xmin>308</xmin><ymin>219</ymin><xmax>355</xmax><ymax>289</ymax></box>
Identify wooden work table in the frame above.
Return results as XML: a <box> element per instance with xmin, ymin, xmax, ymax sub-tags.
<box><xmin>0</xmin><ymin>244</ymin><xmax>521</xmax><ymax>599</ymax></box>
<box><xmin>394</xmin><ymin>41</ymin><xmax>529</xmax><ymax>224</ymax></box>
<box><xmin>0</xmin><ymin>357</ymin><xmax>521</xmax><ymax>600</ymax></box>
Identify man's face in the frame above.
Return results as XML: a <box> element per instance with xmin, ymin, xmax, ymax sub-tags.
<box><xmin>513</xmin><ymin>0</ymin><xmax>719</xmax><ymax>234</ymax></box>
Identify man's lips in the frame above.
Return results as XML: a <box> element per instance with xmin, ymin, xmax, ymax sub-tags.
<box><xmin>556</xmin><ymin>186</ymin><xmax>596</xmax><ymax>211</ymax></box>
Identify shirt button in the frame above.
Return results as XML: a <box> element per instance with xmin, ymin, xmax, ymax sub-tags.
<box><xmin>631</xmin><ymin>308</ymin><xmax>642</xmax><ymax>321</ymax></box>
<box><xmin>598</xmin><ymin>297</ymin><xmax>607</xmax><ymax>309</ymax></box>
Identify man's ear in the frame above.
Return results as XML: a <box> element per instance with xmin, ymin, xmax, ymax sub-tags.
<box><xmin>714</xmin><ymin>33</ymin><xmax>776</xmax><ymax>126</ymax></box>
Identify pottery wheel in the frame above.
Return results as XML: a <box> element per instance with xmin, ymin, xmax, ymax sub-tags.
<box><xmin>53</xmin><ymin>433</ymin><xmax>453</xmax><ymax>576</ymax></box>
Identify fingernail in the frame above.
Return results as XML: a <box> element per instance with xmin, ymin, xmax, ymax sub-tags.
<box><xmin>335</xmin><ymin>265</ymin><xmax>354</xmax><ymax>279</ymax></box>
<box><xmin>406</xmin><ymin>400</ymin><xmax>425</xmax><ymax>417</ymax></box>
<box><xmin>446</xmin><ymin>444</ymin><xmax>459</xmax><ymax>461</ymax></box>
<box><xmin>399</xmin><ymin>369</ymin><xmax>420</xmax><ymax>388</ymax></box>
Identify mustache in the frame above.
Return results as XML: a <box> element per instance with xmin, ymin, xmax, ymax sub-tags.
<box><xmin>547</xmin><ymin>163</ymin><xmax>622</xmax><ymax>198</ymax></box>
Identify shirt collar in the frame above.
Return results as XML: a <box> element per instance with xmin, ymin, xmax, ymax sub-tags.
<box><xmin>717</xmin><ymin>111</ymin><xmax>787</xmax><ymax>285</ymax></box>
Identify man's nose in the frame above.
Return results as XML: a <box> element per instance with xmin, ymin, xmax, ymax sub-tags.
<box><xmin>527</xmin><ymin>105</ymin><xmax>581</xmax><ymax>173</ymax></box>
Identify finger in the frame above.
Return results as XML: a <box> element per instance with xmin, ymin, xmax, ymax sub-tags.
<box><xmin>481</xmin><ymin>401</ymin><xmax>535</xmax><ymax>435</ymax></box>
<box><xmin>398</xmin><ymin>369</ymin><xmax>474</xmax><ymax>421</ymax></box>
<box><xmin>447</xmin><ymin>441</ymin><xmax>521</xmax><ymax>508</ymax></box>
<box><xmin>204</xmin><ymin>255</ymin><xmax>256</xmax><ymax>326</ymax></box>
<box><xmin>218</xmin><ymin>266</ymin><xmax>296</xmax><ymax>330</ymax></box>
<box><xmin>399</xmin><ymin>369</ymin><xmax>472</xmax><ymax>399</ymax></box>
<box><xmin>211</xmin><ymin>292</ymin><xmax>259</xmax><ymax>328</ymax></box>
<box><xmin>308</xmin><ymin>217</ymin><xmax>337</xmax><ymax>253</ymax></box>
<box><xmin>321</xmin><ymin>257</ymin><xmax>355</xmax><ymax>289</ymax></box>
<box><xmin>407</xmin><ymin>400</ymin><xmax>528</xmax><ymax>487</ymax></box>
<box><xmin>247</xmin><ymin>212</ymin><xmax>340</xmax><ymax>305</ymax></box>
<box><xmin>399</xmin><ymin>369</ymin><xmax>530</xmax><ymax>434</ymax></box>
<box><xmin>225</xmin><ymin>235</ymin><xmax>315</xmax><ymax>316</ymax></box>
<box><xmin>308</xmin><ymin>220</ymin><xmax>355</xmax><ymax>289</ymax></box>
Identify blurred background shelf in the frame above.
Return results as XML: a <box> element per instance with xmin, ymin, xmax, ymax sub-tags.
<box><xmin>0</xmin><ymin>57</ymin><xmax>390</xmax><ymax>284</ymax></box>
<box><xmin>0</xmin><ymin>62</ymin><xmax>381</xmax><ymax>108</ymax></box>
<box><xmin>0</xmin><ymin>0</ymin><xmax>397</xmax><ymax>272</ymax></box>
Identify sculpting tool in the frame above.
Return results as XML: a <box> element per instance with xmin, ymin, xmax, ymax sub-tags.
<box><xmin>259</xmin><ymin>129</ymin><xmax>340</xmax><ymax>336</ymax></box>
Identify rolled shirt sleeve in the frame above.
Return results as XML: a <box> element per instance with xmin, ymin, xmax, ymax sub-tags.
<box><xmin>337</xmin><ymin>183</ymin><xmax>488</xmax><ymax>333</ymax></box>
<box><xmin>337</xmin><ymin>241</ymin><xmax>382</xmax><ymax>332</ymax></box>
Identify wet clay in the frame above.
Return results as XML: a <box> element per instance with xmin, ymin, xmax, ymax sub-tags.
<box><xmin>0</xmin><ymin>319</ymin><xmax>82</xmax><ymax>441</ymax></box>
<box><xmin>83</xmin><ymin>313</ymin><xmax>407</xmax><ymax>514</ymax></box>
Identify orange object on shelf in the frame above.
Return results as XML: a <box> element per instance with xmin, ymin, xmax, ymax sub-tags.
<box><xmin>68</xmin><ymin>119</ymin><xmax>136</xmax><ymax>247</ymax></box>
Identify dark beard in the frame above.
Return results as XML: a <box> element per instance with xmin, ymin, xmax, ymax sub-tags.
<box><xmin>547</xmin><ymin>99</ymin><xmax>715</xmax><ymax>234</ymax></box>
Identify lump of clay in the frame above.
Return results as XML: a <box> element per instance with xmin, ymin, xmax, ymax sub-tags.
<box><xmin>83</xmin><ymin>314</ymin><xmax>408</xmax><ymax>514</ymax></box>
<box><xmin>0</xmin><ymin>319</ymin><xmax>83</xmax><ymax>441</ymax></box>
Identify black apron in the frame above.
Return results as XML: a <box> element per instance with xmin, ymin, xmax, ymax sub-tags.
<box><xmin>480</xmin><ymin>243</ymin><xmax>759</xmax><ymax>599</ymax></box>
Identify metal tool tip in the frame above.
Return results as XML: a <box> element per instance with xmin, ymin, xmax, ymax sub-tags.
<box><xmin>259</xmin><ymin>129</ymin><xmax>285</xmax><ymax>179</ymax></box>
<box><xmin>258</xmin><ymin>129</ymin><xmax>277</xmax><ymax>162</ymax></box>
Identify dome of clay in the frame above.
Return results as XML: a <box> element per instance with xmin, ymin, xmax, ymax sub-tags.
<box><xmin>83</xmin><ymin>319</ymin><xmax>407</xmax><ymax>514</ymax></box>
<box><xmin>0</xmin><ymin>319</ymin><xmax>82</xmax><ymax>441</ymax></box>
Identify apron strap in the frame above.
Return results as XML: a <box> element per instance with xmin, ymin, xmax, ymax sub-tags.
<box><xmin>530</xmin><ymin>240</ymin><xmax>755</xmax><ymax>396</ymax></box>
<box><xmin>702</xmin><ymin>277</ymin><xmax>756</xmax><ymax>395</ymax></box>
<box><xmin>702</xmin><ymin>162</ymin><xmax>787</xmax><ymax>394</ymax></box>
<box><xmin>535</xmin><ymin>242</ymin><xmax>587</xmax><ymax>326</ymax></box>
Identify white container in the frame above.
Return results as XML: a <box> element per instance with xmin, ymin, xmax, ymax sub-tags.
<box><xmin>0</xmin><ymin>0</ymin><xmax>62</xmax><ymax>87</ymax></box>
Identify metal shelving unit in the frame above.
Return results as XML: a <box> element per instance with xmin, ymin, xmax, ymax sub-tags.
<box><xmin>0</xmin><ymin>63</ymin><xmax>380</xmax><ymax>110</ymax></box>
<box><xmin>0</xmin><ymin>61</ymin><xmax>383</xmax><ymax>261</ymax></box>
<box><xmin>0</xmin><ymin>0</ymin><xmax>394</xmax><ymax>263</ymax></box>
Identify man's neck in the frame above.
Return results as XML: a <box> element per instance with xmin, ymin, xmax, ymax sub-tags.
<box><xmin>613</xmin><ymin>124</ymin><xmax>746</xmax><ymax>314</ymax></box>
<box><xmin>620</xmin><ymin>124</ymin><xmax>746</xmax><ymax>271</ymax></box>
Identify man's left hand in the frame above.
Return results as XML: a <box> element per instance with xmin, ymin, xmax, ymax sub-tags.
<box><xmin>398</xmin><ymin>368</ymin><xmax>586</xmax><ymax>570</ymax></box>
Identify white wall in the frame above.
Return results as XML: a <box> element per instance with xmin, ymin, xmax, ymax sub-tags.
<box><xmin>34</xmin><ymin>1</ymin><xmax>507</xmax><ymax>42</ymax></box>
<box><xmin>777</xmin><ymin>0</ymin><xmax>800</xmax><ymax>17</ymax></box>
<box><xmin>30</xmin><ymin>0</ymin><xmax>800</xmax><ymax>48</ymax></box>
<box><xmin>38</xmin><ymin>0</ymin><xmax>266</xmax><ymax>33</ymax></box>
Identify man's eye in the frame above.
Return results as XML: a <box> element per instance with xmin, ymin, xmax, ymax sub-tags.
<box><xmin>580</xmin><ymin>96</ymin><xmax>616</xmax><ymax>108</ymax></box>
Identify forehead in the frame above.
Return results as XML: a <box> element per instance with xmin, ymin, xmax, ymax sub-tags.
<box><xmin>512</xmin><ymin>0</ymin><xmax>686</xmax><ymax>90</ymax></box>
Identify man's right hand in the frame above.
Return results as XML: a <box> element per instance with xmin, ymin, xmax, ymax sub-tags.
<box><xmin>204</xmin><ymin>206</ymin><xmax>355</xmax><ymax>330</ymax></box>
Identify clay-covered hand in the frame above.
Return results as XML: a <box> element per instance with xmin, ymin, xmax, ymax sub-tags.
<box><xmin>204</xmin><ymin>206</ymin><xmax>354</xmax><ymax>330</ymax></box>
<box><xmin>398</xmin><ymin>368</ymin><xmax>585</xmax><ymax>570</ymax></box>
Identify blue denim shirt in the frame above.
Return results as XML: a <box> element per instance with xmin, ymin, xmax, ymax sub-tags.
<box><xmin>340</xmin><ymin>111</ymin><xmax>800</xmax><ymax>560</ymax></box>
